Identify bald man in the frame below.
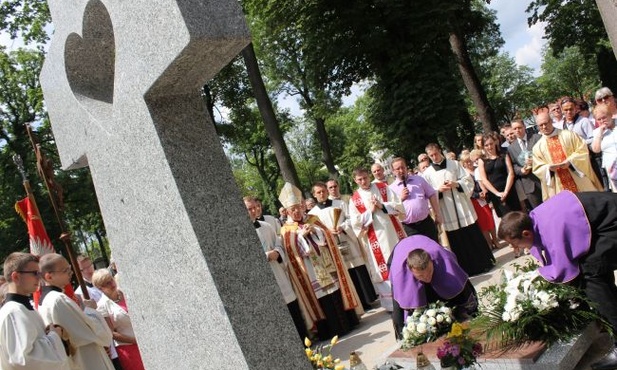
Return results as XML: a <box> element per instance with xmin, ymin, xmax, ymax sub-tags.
<box><xmin>532</xmin><ymin>112</ymin><xmax>602</xmax><ymax>200</ymax></box>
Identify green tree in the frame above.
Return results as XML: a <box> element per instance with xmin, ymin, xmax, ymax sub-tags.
<box><xmin>448</xmin><ymin>0</ymin><xmax>502</xmax><ymax>132</ymax></box>
<box><xmin>472</xmin><ymin>53</ymin><xmax>542</xmax><ymax>125</ymax></box>
<box><xmin>0</xmin><ymin>48</ymin><xmax>76</xmax><ymax>260</ymax></box>
<box><xmin>208</xmin><ymin>55</ymin><xmax>294</xmax><ymax>210</ymax></box>
<box><xmin>527</xmin><ymin>0</ymin><xmax>617</xmax><ymax>92</ymax></box>
<box><xmin>243</xmin><ymin>0</ymin><xmax>368</xmax><ymax>178</ymax></box>
<box><xmin>537</xmin><ymin>46</ymin><xmax>601</xmax><ymax>101</ymax></box>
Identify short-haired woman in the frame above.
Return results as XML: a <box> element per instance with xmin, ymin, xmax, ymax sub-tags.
<box><xmin>92</xmin><ymin>269</ymin><xmax>144</xmax><ymax>370</ymax></box>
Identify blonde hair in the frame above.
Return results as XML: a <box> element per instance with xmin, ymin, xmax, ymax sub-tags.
<box><xmin>92</xmin><ymin>268</ymin><xmax>115</xmax><ymax>290</ymax></box>
<box><xmin>469</xmin><ymin>149</ymin><xmax>484</xmax><ymax>162</ymax></box>
<box><xmin>593</xmin><ymin>104</ymin><xmax>611</xmax><ymax>118</ymax></box>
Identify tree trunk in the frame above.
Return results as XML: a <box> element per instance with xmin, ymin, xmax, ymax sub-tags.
<box><xmin>314</xmin><ymin>117</ymin><xmax>339</xmax><ymax>178</ymax></box>
<box><xmin>94</xmin><ymin>230</ymin><xmax>109</xmax><ymax>266</ymax></box>
<box><xmin>449</xmin><ymin>30</ymin><xmax>498</xmax><ymax>133</ymax></box>
<box><xmin>241</xmin><ymin>43</ymin><xmax>302</xmax><ymax>189</ymax></box>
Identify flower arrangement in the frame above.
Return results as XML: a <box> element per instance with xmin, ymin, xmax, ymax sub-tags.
<box><xmin>436</xmin><ymin>322</ymin><xmax>482</xmax><ymax>369</ymax></box>
<box><xmin>401</xmin><ymin>301</ymin><xmax>454</xmax><ymax>349</ymax></box>
<box><xmin>475</xmin><ymin>260</ymin><xmax>607</xmax><ymax>349</ymax></box>
<box><xmin>304</xmin><ymin>336</ymin><xmax>345</xmax><ymax>370</ymax></box>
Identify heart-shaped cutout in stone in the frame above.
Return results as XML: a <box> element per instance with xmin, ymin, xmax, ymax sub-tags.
<box><xmin>65</xmin><ymin>0</ymin><xmax>115</xmax><ymax>108</ymax></box>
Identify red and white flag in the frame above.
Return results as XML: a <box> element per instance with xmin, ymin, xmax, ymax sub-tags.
<box><xmin>15</xmin><ymin>195</ymin><xmax>76</xmax><ymax>305</ymax></box>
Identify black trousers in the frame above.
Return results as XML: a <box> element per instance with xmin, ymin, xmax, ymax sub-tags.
<box><xmin>402</xmin><ymin>215</ymin><xmax>438</xmax><ymax>242</ymax></box>
<box><xmin>287</xmin><ymin>299</ymin><xmax>309</xmax><ymax>342</ymax></box>
<box><xmin>576</xmin><ymin>192</ymin><xmax>617</xmax><ymax>339</ymax></box>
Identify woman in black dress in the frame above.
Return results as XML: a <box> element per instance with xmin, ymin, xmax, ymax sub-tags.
<box><xmin>478</xmin><ymin>132</ymin><xmax>522</xmax><ymax>255</ymax></box>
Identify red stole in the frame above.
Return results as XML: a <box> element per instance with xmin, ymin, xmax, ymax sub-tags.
<box><xmin>351</xmin><ymin>182</ymin><xmax>405</xmax><ymax>281</ymax></box>
<box><xmin>547</xmin><ymin>135</ymin><xmax>578</xmax><ymax>192</ymax></box>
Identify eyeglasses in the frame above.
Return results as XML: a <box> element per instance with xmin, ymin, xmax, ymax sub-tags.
<box><xmin>17</xmin><ymin>270</ymin><xmax>42</xmax><ymax>277</ymax></box>
<box><xmin>596</xmin><ymin>96</ymin><xmax>613</xmax><ymax>104</ymax></box>
<box><xmin>52</xmin><ymin>267</ymin><xmax>73</xmax><ymax>274</ymax></box>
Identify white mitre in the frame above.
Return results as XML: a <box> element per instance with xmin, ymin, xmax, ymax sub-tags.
<box><xmin>278</xmin><ymin>182</ymin><xmax>303</xmax><ymax>209</ymax></box>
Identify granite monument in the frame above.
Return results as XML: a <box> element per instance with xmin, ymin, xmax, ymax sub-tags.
<box><xmin>40</xmin><ymin>0</ymin><xmax>311</xmax><ymax>368</ymax></box>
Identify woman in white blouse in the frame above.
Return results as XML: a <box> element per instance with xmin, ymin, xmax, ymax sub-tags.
<box><xmin>92</xmin><ymin>269</ymin><xmax>145</xmax><ymax>370</ymax></box>
<box><xmin>591</xmin><ymin>104</ymin><xmax>617</xmax><ymax>192</ymax></box>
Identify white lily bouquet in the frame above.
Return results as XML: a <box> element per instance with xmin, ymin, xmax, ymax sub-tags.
<box><xmin>476</xmin><ymin>261</ymin><xmax>606</xmax><ymax>349</ymax></box>
<box><xmin>401</xmin><ymin>301</ymin><xmax>454</xmax><ymax>349</ymax></box>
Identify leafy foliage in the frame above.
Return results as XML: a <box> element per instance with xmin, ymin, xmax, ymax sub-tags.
<box><xmin>537</xmin><ymin>46</ymin><xmax>601</xmax><ymax>101</ymax></box>
<box><xmin>0</xmin><ymin>0</ymin><xmax>50</xmax><ymax>45</ymax></box>
<box><xmin>526</xmin><ymin>0</ymin><xmax>617</xmax><ymax>91</ymax></box>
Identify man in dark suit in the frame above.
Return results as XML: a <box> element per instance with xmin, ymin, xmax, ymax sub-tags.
<box><xmin>507</xmin><ymin>120</ymin><xmax>543</xmax><ymax>209</ymax></box>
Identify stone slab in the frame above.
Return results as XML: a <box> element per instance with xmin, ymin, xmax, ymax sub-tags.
<box><xmin>40</xmin><ymin>0</ymin><xmax>311</xmax><ymax>369</ymax></box>
<box><xmin>596</xmin><ymin>0</ymin><xmax>617</xmax><ymax>60</ymax></box>
<box><xmin>387</xmin><ymin>323</ymin><xmax>600</xmax><ymax>370</ymax></box>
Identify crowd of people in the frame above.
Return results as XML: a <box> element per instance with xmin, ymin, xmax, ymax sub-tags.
<box><xmin>0</xmin><ymin>253</ymin><xmax>144</xmax><ymax>370</ymax></box>
<box><xmin>239</xmin><ymin>86</ymin><xmax>617</xmax><ymax>369</ymax></box>
<box><xmin>2</xmin><ymin>87</ymin><xmax>617</xmax><ymax>369</ymax></box>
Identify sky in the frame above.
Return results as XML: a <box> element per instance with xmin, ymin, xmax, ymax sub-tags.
<box><xmin>487</xmin><ymin>0</ymin><xmax>547</xmax><ymax>75</ymax></box>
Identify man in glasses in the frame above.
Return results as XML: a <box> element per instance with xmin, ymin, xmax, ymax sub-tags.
<box><xmin>0</xmin><ymin>252</ymin><xmax>70</xmax><ymax>370</ymax></box>
<box><xmin>38</xmin><ymin>253</ymin><xmax>114</xmax><ymax>370</ymax></box>
<box><xmin>549</xmin><ymin>102</ymin><xmax>565</xmax><ymax>129</ymax></box>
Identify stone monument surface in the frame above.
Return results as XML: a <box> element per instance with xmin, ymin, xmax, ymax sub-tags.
<box><xmin>41</xmin><ymin>0</ymin><xmax>311</xmax><ymax>368</ymax></box>
<box><xmin>596</xmin><ymin>0</ymin><xmax>617</xmax><ymax>60</ymax></box>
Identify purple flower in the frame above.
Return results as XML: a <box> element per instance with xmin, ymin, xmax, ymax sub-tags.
<box><xmin>458</xmin><ymin>357</ymin><xmax>466</xmax><ymax>365</ymax></box>
<box><xmin>450</xmin><ymin>345</ymin><xmax>460</xmax><ymax>357</ymax></box>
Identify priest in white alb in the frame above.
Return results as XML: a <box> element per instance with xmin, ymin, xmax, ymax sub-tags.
<box><xmin>348</xmin><ymin>167</ymin><xmax>406</xmax><ymax>312</ymax></box>
<box><xmin>422</xmin><ymin>143</ymin><xmax>495</xmax><ymax>276</ymax></box>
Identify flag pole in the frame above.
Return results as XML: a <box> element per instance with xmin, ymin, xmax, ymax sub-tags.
<box><xmin>22</xmin><ymin>124</ymin><xmax>90</xmax><ymax>300</ymax></box>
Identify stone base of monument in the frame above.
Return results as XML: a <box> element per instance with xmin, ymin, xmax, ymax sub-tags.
<box><xmin>386</xmin><ymin>323</ymin><xmax>600</xmax><ymax>370</ymax></box>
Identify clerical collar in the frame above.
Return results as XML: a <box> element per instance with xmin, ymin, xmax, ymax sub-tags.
<box><xmin>39</xmin><ymin>285</ymin><xmax>63</xmax><ymax>305</ymax></box>
<box><xmin>253</xmin><ymin>220</ymin><xmax>261</xmax><ymax>228</ymax></box>
<box><xmin>544</xmin><ymin>128</ymin><xmax>559</xmax><ymax>138</ymax></box>
<box><xmin>430</xmin><ymin>159</ymin><xmax>447</xmax><ymax>171</ymax></box>
<box><xmin>257</xmin><ymin>215</ymin><xmax>265</xmax><ymax>222</ymax></box>
<box><xmin>4</xmin><ymin>293</ymin><xmax>34</xmax><ymax>310</ymax></box>
<box><xmin>315</xmin><ymin>199</ymin><xmax>333</xmax><ymax>209</ymax></box>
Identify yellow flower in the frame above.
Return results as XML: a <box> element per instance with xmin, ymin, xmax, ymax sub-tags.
<box><xmin>304</xmin><ymin>337</ymin><xmax>312</xmax><ymax>348</ymax></box>
<box><xmin>334</xmin><ymin>358</ymin><xmax>341</xmax><ymax>364</ymax></box>
<box><xmin>305</xmin><ymin>348</ymin><xmax>313</xmax><ymax>358</ymax></box>
<box><xmin>330</xmin><ymin>335</ymin><xmax>339</xmax><ymax>346</ymax></box>
<box><xmin>449</xmin><ymin>322</ymin><xmax>463</xmax><ymax>337</ymax></box>
<box><xmin>335</xmin><ymin>365</ymin><xmax>346</xmax><ymax>370</ymax></box>
<box><xmin>323</xmin><ymin>355</ymin><xmax>332</xmax><ymax>363</ymax></box>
